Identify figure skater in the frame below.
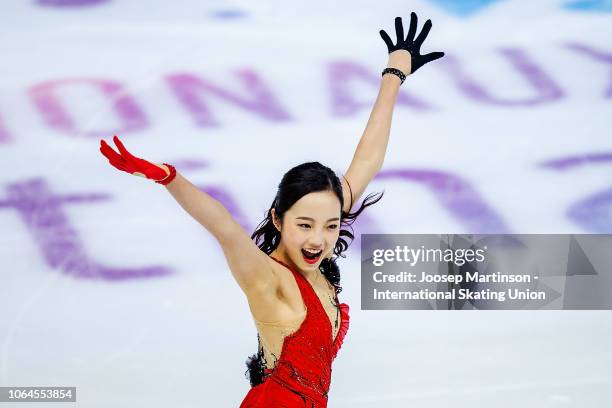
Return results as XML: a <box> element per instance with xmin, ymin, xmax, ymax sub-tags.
<box><xmin>99</xmin><ymin>12</ymin><xmax>443</xmax><ymax>407</ymax></box>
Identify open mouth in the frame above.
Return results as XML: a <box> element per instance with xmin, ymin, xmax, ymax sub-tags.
<box><xmin>301</xmin><ymin>249</ymin><xmax>322</xmax><ymax>264</ymax></box>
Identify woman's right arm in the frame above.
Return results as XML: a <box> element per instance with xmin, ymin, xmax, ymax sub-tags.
<box><xmin>163</xmin><ymin>171</ymin><xmax>233</xmax><ymax>241</ymax></box>
<box><xmin>99</xmin><ymin>136</ymin><xmax>279</xmax><ymax>298</ymax></box>
<box><xmin>162</xmin><ymin>172</ymin><xmax>278</xmax><ymax>296</ymax></box>
<box><xmin>164</xmin><ymin>173</ymin><xmax>289</xmax><ymax>325</ymax></box>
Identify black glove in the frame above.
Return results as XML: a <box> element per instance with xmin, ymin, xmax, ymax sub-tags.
<box><xmin>379</xmin><ymin>13</ymin><xmax>445</xmax><ymax>74</ymax></box>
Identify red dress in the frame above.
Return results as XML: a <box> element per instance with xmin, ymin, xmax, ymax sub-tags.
<box><xmin>240</xmin><ymin>256</ymin><xmax>350</xmax><ymax>408</ymax></box>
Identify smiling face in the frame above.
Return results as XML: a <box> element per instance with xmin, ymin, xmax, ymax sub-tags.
<box><xmin>271</xmin><ymin>190</ymin><xmax>341</xmax><ymax>273</ymax></box>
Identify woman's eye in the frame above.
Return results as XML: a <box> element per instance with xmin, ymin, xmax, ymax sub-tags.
<box><xmin>298</xmin><ymin>224</ymin><xmax>338</xmax><ymax>230</ymax></box>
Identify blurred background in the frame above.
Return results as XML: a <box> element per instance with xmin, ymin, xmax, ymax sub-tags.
<box><xmin>0</xmin><ymin>0</ymin><xmax>611</xmax><ymax>407</ymax></box>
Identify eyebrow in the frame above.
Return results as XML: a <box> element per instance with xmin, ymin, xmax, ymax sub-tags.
<box><xmin>296</xmin><ymin>217</ymin><xmax>340</xmax><ymax>222</ymax></box>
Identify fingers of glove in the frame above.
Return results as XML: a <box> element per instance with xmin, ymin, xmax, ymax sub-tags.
<box><xmin>414</xmin><ymin>19</ymin><xmax>432</xmax><ymax>48</ymax></box>
<box><xmin>379</xmin><ymin>29</ymin><xmax>394</xmax><ymax>52</ymax></box>
<box><xmin>394</xmin><ymin>16</ymin><xmax>404</xmax><ymax>45</ymax></box>
<box><xmin>100</xmin><ymin>141</ymin><xmax>130</xmax><ymax>170</ymax></box>
<box><xmin>105</xmin><ymin>156</ymin><xmax>130</xmax><ymax>172</ymax></box>
<box><xmin>406</xmin><ymin>12</ymin><xmax>417</xmax><ymax>43</ymax></box>
<box><xmin>112</xmin><ymin>135</ymin><xmax>138</xmax><ymax>161</ymax></box>
<box><xmin>101</xmin><ymin>149</ymin><xmax>127</xmax><ymax>171</ymax></box>
<box><xmin>421</xmin><ymin>51</ymin><xmax>445</xmax><ymax>65</ymax></box>
<box><xmin>99</xmin><ymin>139</ymin><xmax>123</xmax><ymax>162</ymax></box>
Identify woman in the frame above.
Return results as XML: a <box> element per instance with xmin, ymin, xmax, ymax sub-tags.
<box><xmin>99</xmin><ymin>12</ymin><xmax>443</xmax><ymax>407</ymax></box>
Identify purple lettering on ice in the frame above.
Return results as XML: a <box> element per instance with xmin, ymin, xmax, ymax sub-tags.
<box><xmin>565</xmin><ymin>43</ymin><xmax>612</xmax><ymax>98</ymax></box>
<box><xmin>28</xmin><ymin>78</ymin><xmax>148</xmax><ymax>137</ymax></box>
<box><xmin>539</xmin><ymin>152</ymin><xmax>612</xmax><ymax>170</ymax></box>
<box><xmin>375</xmin><ymin>169</ymin><xmax>510</xmax><ymax>233</ymax></box>
<box><xmin>540</xmin><ymin>152</ymin><xmax>612</xmax><ymax>232</ymax></box>
<box><xmin>36</xmin><ymin>0</ymin><xmax>109</xmax><ymax>6</ymax></box>
<box><xmin>439</xmin><ymin>49</ymin><xmax>564</xmax><ymax>105</ymax></box>
<box><xmin>166</xmin><ymin>70</ymin><xmax>292</xmax><ymax>127</ymax></box>
<box><xmin>0</xmin><ymin>178</ymin><xmax>172</xmax><ymax>280</ymax></box>
<box><xmin>328</xmin><ymin>61</ymin><xmax>432</xmax><ymax>116</ymax></box>
<box><xmin>0</xmin><ymin>115</ymin><xmax>10</xmax><ymax>143</ymax></box>
<box><xmin>171</xmin><ymin>159</ymin><xmax>208</xmax><ymax>171</ymax></box>
<box><xmin>197</xmin><ymin>184</ymin><xmax>252</xmax><ymax>233</ymax></box>
<box><xmin>568</xmin><ymin>188</ymin><xmax>612</xmax><ymax>233</ymax></box>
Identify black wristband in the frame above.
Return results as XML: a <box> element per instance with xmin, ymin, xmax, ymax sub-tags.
<box><xmin>381</xmin><ymin>67</ymin><xmax>406</xmax><ymax>84</ymax></box>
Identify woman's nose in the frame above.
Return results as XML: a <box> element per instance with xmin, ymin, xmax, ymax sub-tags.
<box><xmin>307</xmin><ymin>234</ymin><xmax>325</xmax><ymax>248</ymax></box>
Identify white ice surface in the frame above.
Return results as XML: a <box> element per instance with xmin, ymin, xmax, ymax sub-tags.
<box><xmin>0</xmin><ymin>1</ymin><xmax>610</xmax><ymax>407</ymax></box>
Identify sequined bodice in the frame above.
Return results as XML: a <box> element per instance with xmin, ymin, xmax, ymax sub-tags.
<box><xmin>253</xmin><ymin>256</ymin><xmax>350</xmax><ymax>406</ymax></box>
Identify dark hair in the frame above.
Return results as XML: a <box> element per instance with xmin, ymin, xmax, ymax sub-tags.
<box><xmin>244</xmin><ymin>161</ymin><xmax>384</xmax><ymax>387</ymax></box>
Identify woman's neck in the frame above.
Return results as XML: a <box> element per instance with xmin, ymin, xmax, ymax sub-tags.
<box><xmin>270</xmin><ymin>248</ymin><xmax>317</xmax><ymax>282</ymax></box>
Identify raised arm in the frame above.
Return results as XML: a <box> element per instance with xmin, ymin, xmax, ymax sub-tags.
<box><xmin>163</xmin><ymin>172</ymin><xmax>278</xmax><ymax>297</ymax></box>
<box><xmin>341</xmin><ymin>13</ymin><xmax>444</xmax><ymax>214</ymax></box>
<box><xmin>99</xmin><ymin>135</ymin><xmax>278</xmax><ymax>297</ymax></box>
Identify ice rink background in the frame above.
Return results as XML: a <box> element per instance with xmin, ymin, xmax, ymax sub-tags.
<box><xmin>0</xmin><ymin>0</ymin><xmax>611</xmax><ymax>407</ymax></box>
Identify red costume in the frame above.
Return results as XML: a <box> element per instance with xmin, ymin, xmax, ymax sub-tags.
<box><xmin>240</xmin><ymin>256</ymin><xmax>350</xmax><ymax>408</ymax></box>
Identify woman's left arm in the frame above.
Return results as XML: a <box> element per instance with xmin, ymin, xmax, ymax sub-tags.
<box><xmin>341</xmin><ymin>13</ymin><xmax>444</xmax><ymax>214</ymax></box>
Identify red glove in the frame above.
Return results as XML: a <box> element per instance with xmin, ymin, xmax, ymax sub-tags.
<box><xmin>99</xmin><ymin>135</ymin><xmax>177</xmax><ymax>185</ymax></box>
